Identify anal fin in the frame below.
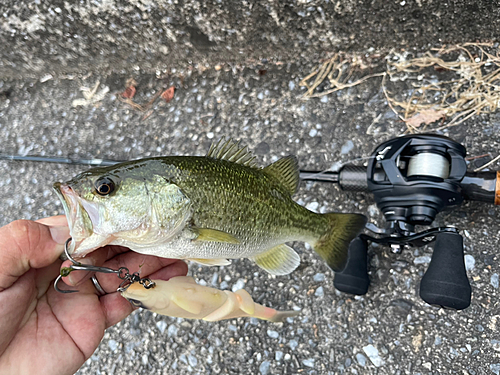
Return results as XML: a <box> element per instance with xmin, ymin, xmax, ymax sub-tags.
<box><xmin>250</xmin><ymin>244</ymin><xmax>300</xmax><ymax>276</ymax></box>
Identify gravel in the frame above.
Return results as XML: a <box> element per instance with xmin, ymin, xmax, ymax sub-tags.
<box><xmin>1</xmin><ymin>7</ymin><xmax>500</xmax><ymax>373</ymax></box>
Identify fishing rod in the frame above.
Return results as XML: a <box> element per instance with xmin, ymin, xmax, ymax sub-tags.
<box><xmin>0</xmin><ymin>154</ymin><xmax>119</xmax><ymax>167</ymax></box>
<box><xmin>0</xmin><ymin>154</ymin><xmax>341</xmax><ymax>182</ymax></box>
<box><xmin>3</xmin><ymin>134</ymin><xmax>498</xmax><ymax>310</ymax></box>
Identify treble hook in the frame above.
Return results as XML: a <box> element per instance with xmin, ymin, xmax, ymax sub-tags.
<box><xmin>54</xmin><ymin>238</ymin><xmax>155</xmax><ymax>294</ymax></box>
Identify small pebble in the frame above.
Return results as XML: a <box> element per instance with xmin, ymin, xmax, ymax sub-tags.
<box><xmin>320</xmin><ymin>96</ymin><xmax>328</xmax><ymax>103</ymax></box>
<box><xmin>232</xmin><ymin>278</ymin><xmax>246</xmax><ymax>292</ymax></box>
<box><xmin>465</xmin><ymin>255</ymin><xmax>475</xmax><ymax>271</ymax></box>
<box><xmin>449</xmin><ymin>347</ymin><xmax>459</xmax><ymax>358</ymax></box>
<box><xmin>257</xmin><ymin>92</ymin><xmax>264</xmax><ymax>100</ymax></box>
<box><xmin>288</xmin><ymin>81</ymin><xmax>295</xmax><ymax>91</ymax></box>
<box><xmin>492</xmin><ymin>273</ymin><xmax>499</xmax><ymax>289</ymax></box>
<box><xmin>491</xmin><ymin>364</ymin><xmax>500</xmax><ymax>375</ymax></box>
<box><xmin>356</xmin><ymin>353</ymin><xmax>367</xmax><ymax>367</ymax></box>
<box><xmin>363</xmin><ymin>345</ymin><xmax>384</xmax><ymax>367</ymax></box>
<box><xmin>330</xmin><ymin>161</ymin><xmax>343</xmax><ymax>171</ymax></box>
<box><xmin>259</xmin><ymin>360</ymin><xmax>271</xmax><ymax>375</ymax></box>
<box><xmin>167</xmin><ymin>324</ymin><xmax>178</xmax><ymax>337</ymax></box>
<box><xmin>267</xmin><ymin>330</ymin><xmax>279</xmax><ymax>339</ymax></box>
<box><xmin>302</xmin><ymin>358</ymin><xmax>315</xmax><ymax>368</ymax></box>
<box><xmin>309</xmin><ymin>129</ymin><xmax>318</xmax><ymax>137</ymax></box>
<box><xmin>288</xmin><ymin>340</ymin><xmax>298</xmax><ymax>350</ymax></box>
<box><xmin>313</xmin><ymin>273</ymin><xmax>325</xmax><ymax>282</ymax></box>
<box><xmin>156</xmin><ymin>320</ymin><xmax>167</xmax><ymax>334</ymax></box>
<box><xmin>188</xmin><ymin>355</ymin><xmax>198</xmax><ymax>367</ymax></box>
<box><xmin>108</xmin><ymin>339</ymin><xmax>118</xmax><ymax>352</ymax></box>
<box><xmin>306</xmin><ymin>201</ymin><xmax>319</xmax><ymax>212</ymax></box>
<box><xmin>341</xmin><ymin>140</ymin><xmax>354</xmax><ymax>154</ymax></box>
<box><xmin>414</xmin><ymin>256</ymin><xmax>431</xmax><ymax>265</ymax></box>
<box><xmin>142</xmin><ymin>354</ymin><xmax>148</xmax><ymax>365</ymax></box>
<box><xmin>314</xmin><ymin>286</ymin><xmax>324</xmax><ymax>297</ymax></box>
<box><xmin>275</xmin><ymin>351</ymin><xmax>283</xmax><ymax>361</ymax></box>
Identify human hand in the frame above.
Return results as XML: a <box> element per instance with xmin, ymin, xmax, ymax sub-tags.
<box><xmin>0</xmin><ymin>216</ymin><xmax>188</xmax><ymax>375</ymax></box>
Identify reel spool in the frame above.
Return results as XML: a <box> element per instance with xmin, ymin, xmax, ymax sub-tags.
<box><xmin>407</xmin><ymin>152</ymin><xmax>450</xmax><ymax>179</ymax></box>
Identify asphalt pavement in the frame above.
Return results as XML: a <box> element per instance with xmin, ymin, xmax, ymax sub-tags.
<box><xmin>2</xmin><ymin>2</ymin><xmax>500</xmax><ymax>374</ymax></box>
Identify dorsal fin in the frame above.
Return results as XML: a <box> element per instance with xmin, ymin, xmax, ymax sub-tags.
<box><xmin>263</xmin><ymin>156</ymin><xmax>300</xmax><ymax>194</ymax></box>
<box><xmin>206</xmin><ymin>138</ymin><xmax>258</xmax><ymax>168</ymax></box>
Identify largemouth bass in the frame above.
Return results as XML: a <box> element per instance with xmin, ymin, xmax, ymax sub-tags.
<box><xmin>53</xmin><ymin>139</ymin><xmax>366</xmax><ymax>275</ymax></box>
<box><xmin>121</xmin><ymin>276</ymin><xmax>300</xmax><ymax>322</ymax></box>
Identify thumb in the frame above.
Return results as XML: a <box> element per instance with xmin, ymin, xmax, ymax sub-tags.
<box><xmin>0</xmin><ymin>219</ymin><xmax>70</xmax><ymax>291</ymax></box>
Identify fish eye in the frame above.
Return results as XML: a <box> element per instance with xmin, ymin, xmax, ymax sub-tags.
<box><xmin>128</xmin><ymin>299</ymin><xmax>144</xmax><ymax>308</ymax></box>
<box><xmin>94</xmin><ymin>177</ymin><xmax>116</xmax><ymax>196</ymax></box>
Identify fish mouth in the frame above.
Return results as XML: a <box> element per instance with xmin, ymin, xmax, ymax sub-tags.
<box><xmin>53</xmin><ymin>182</ymin><xmax>96</xmax><ymax>254</ymax></box>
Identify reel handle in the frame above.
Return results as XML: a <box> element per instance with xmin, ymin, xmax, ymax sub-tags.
<box><xmin>419</xmin><ymin>232</ymin><xmax>471</xmax><ymax>310</ymax></box>
<box><xmin>334</xmin><ymin>237</ymin><xmax>370</xmax><ymax>295</ymax></box>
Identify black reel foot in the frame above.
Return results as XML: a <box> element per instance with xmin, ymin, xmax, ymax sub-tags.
<box><xmin>334</xmin><ymin>237</ymin><xmax>370</xmax><ymax>295</ymax></box>
<box><xmin>419</xmin><ymin>232</ymin><xmax>471</xmax><ymax>310</ymax></box>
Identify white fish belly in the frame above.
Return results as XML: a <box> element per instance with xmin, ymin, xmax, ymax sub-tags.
<box><xmin>111</xmin><ymin>233</ymin><xmax>285</xmax><ymax>260</ymax></box>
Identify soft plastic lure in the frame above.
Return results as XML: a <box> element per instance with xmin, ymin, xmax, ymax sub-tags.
<box><xmin>121</xmin><ymin>276</ymin><xmax>300</xmax><ymax>322</ymax></box>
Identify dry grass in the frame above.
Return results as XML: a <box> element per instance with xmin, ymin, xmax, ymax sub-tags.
<box><xmin>300</xmin><ymin>43</ymin><xmax>500</xmax><ymax>132</ymax></box>
<box><xmin>299</xmin><ymin>53</ymin><xmax>384</xmax><ymax>98</ymax></box>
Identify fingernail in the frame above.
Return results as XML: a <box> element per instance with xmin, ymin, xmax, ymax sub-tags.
<box><xmin>49</xmin><ymin>225</ymin><xmax>70</xmax><ymax>244</ymax></box>
<box><xmin>68</xmin><ymin>257</ymin><xmax>95</xmax><ymax>286</ymax></box>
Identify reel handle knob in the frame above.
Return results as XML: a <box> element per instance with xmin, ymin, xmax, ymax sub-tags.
<box><xmin>334</xmin><ymin>237</ymin><xmax>370</xmax><ymax>295</ymax></box>
<box><xmin>419</xmin><ymin>232</ymin><xmax>471</xmax><ymax>310</ymax></box>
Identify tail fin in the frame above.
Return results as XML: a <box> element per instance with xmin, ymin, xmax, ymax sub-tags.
<box><xmin>268</xmin><ymin>309</ymin><xmax>301</xmax><ymax>323</ymax></box>
<box><xmin>313</xmin><ymin>213</ymin><xmax>367</xmax><ymax>272</ymax></box>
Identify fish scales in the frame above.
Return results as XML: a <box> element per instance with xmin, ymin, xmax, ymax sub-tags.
<box><xmin>140</xmin><ymin>157</ymin><xmax>324</xmax><ymax>259</ymax></box>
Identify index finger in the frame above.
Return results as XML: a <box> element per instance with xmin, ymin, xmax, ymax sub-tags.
<box><xmin>0</xmin><ymin>219</ymin><xmax>70</xmax><ymax>291</ymax></box>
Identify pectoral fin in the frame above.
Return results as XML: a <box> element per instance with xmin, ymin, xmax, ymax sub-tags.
<box><xmin>171</xmin><ymin>293</ymin><xmax>203</xmax><ymax>315</ymax></box>
<box><xmin>191</xmin><ymin>258</ymin><xmax>232</xmax><ymax>266</ymax></box>
<box><xmin>250</xmin><ymin>244</ymin><xmax>300</xmax><ymax>275</ymax></box>
<box><xmin>191</xmin><ymin>227</ymin><xmax>240</xmax><ymax>244</ymax></box>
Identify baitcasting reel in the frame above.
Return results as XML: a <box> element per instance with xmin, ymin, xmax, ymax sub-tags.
<box><xmin>302</xmin><ymin>134</ymin><xmax>500</xmax><ymax>310</ymax></box>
